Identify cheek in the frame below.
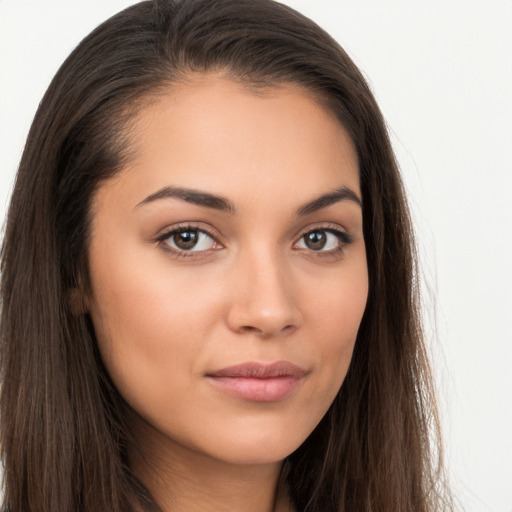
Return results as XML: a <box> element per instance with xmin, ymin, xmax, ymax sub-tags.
<box><xmin>306</xmin><ymin>261</ymin><xmax>368</xmax><ymax>390</ymax></box>
<box><xmin>87</xmin><ymin>247</ymin><xmax>217</xmax><ymax>409</ymax></box>
<box><xmin>90</xmin><ymin>237</ymin><xmax>216</xmax><ymax>343</ymax></box>
<box><xmin>308</xmin><ymin>255</ymin><xmax>368</xmax><ymax>336</ymax></box>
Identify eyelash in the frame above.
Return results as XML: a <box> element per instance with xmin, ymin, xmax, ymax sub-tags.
<box><xmin>155</xmin><ymin>223</ymin><xmax>220</xmax><ymax>259</ymax></box>
<box><xmin>295</xmin><ymin>225</ymin><xmax>354</xmax><ymax>258</ymax></box>
<box><xmin>155</xmin><ymin>223</ymin><xmax>354</xmax><ymax>259</ymax></box>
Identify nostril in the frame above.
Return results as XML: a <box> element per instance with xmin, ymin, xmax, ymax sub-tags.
<box><xmin>237</xmin><ymin>323</ymin><xmax>296</xmax><ymax>337</ymax></box>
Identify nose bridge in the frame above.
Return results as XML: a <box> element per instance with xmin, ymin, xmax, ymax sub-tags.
<box><xmin>226</xmin><ymin>241</ymin><xmax>301</xmax><ymax>336</ymax></box>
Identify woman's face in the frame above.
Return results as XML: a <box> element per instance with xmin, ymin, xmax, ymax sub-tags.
<box><xmin>87</xmin><ymin>76</ymin><xmax>368</xmax><ymax>467</ymax></box>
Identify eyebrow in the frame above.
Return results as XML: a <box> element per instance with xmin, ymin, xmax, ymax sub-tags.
<box><xmin>296</xmin><ymin>187</ymin><xmax>362</xmax><ymax>215</ymax></box>
<box><xmin>136</xmin><ymin>185</ymin><xmax>362</xmax><ymax>215</ymax></box>
<box><xmin>136</xmin><ymin>186</ymin><xmax>235</xmax><ymax>213</ymax></box>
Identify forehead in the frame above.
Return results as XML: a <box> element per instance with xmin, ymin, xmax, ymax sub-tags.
<box><xmin>96</xmin><ymin>75</ymin><xmax>360</xmax><ymax>210</ymax></box>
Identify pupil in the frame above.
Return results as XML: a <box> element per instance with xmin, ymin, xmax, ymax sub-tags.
<box><xmin>174</xmin><ymin>230</ymin><xmax>198</xmax><ymax>249</ymax></box>
<box><xmin>305</xmin><ymin>231</ymin><xmax>326</xmax><ymax>250</ymax></box>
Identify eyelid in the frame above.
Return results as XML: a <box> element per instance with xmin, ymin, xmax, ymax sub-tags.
<box><xmin>296</xmin><ymin>223</ymin><xmax>352</xmax><ymax>240</ymax></box>
<box><xmin>154</xmin><ymin>222</ymin><xmax>223</xmax><ymax>257</ymax></box>
<box><xmin>293</xmin><ymin>223</ymin><xmax>354</xmax><ymax>253</ymax></box>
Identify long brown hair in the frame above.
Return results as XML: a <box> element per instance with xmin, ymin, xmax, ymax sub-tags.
<box><xmin>1</xmin><ymin>0</ymin><xmax>452</xmax><ymax>510</ymax></box>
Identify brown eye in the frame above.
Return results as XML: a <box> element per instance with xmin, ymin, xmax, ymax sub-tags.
<box><xmin>173</xmin><ymin>230</ymin><xmax>199</xmax><ymax>250</ymax></box>
<box><xmin>161</xmin><ymin>228</ymin><xmax>220</xmax><ymax>252</ymax></box>
<box><xmin>304</xmin><ymin>231</ymin><xmax>327</xmax><ymax>250</ymax></box>
<box><xmin>294</xmin><ymin>228</ymin><xmax>351</xmax><ymax>253</ymax></box>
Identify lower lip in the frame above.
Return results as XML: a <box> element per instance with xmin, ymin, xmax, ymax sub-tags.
<box><xmin>207</xmin><ymin>376</ymin><xmax>302</xmax><ymax>402</ymax></box>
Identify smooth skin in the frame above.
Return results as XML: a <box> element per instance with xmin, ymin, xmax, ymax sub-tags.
<box><xmin>87</xmin><ymin>75</ymin><xmax>368</xmax><ymax>512</ymax></box>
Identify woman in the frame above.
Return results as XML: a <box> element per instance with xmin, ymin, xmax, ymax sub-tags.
<box><xmin>0</xmin><ymin>0</ymin><xmax>452</xmax><ymax>511</ymax></box>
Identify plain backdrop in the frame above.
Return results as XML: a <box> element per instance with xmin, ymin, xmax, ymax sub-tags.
<box><xmin>0</xmin><ymin>1</ymin><xmax>511</xmax><ymax>511</ymax></box>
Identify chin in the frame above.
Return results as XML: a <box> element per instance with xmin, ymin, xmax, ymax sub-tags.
<box><xmin>192</xmin><ymin>419</ymin><xmax>315</xmax><ymax>466</ymax></box>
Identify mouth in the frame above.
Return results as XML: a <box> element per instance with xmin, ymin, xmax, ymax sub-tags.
<box><xmin>205</xmin><ymin>361</ymin><xmax>307</xmax><ymax>402</ymax></box>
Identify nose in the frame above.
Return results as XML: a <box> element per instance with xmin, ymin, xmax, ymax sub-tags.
<box><xmin>225</xmin><ymin>248</ymin><xmax>303</xmax><ymax>338</ymax></box>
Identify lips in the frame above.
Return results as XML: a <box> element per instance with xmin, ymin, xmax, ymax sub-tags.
<box><xmin>206</xmin><ymin>361</ymin><xmax>307</xmax><ymax>402</ymax></box>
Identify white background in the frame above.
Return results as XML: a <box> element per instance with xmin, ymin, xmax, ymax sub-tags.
<box><xmin>0</xmin><ymin>1</ymin><xmax>511</xmax><ymax>511</ymax></box>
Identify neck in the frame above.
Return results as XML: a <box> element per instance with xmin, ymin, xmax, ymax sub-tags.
<box><xmin>128</xmin><ymin>419</ymin><xmax>293</xmax><ymax>512</ymax></box>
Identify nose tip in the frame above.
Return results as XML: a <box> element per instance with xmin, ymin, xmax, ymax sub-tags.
<box><xmin>228</xmin><ymin>302</ymin><xmax>301</xmax><ymax>338</ymax></box>
<box><xmin>226</xmin><ymin>257</ymin><xmax>302</xmax><ymax>338</ymax></box>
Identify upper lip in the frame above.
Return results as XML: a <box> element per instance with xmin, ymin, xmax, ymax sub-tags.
<box><xmin>206</xmin><ymin>361</ymin><xmax>307</xmax><ymax>379</ymax></box>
